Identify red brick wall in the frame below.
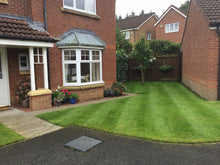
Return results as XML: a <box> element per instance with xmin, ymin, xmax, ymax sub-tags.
<box><xmin>41</xmin><ymin>0</ymin><xmax>116</xmax><ymax>90</ymax></box>
<box><xmin>128</xmin><ymin>16</ymin><xmax>157</xmax><ymax>44</ymax></box>
<box><xmin>0</xmin><ymin>0</ymin><xmax>31</xmax><ymax>17</ymax></box>
<box><xmin>182</xmin><ymin>0</ymin><xmax>219</xmax><ymax>100</ymax></box>
<box><xmin>29</xmin><ymin>94</ymin><xmax>52</xmax><ymax>110</ymax></box>
<box><xmin>155</xmin><ymin>9</ymin><xmax>186</xmax><ymax>43</ymax></box>
<box><xmin>136</xmin><ymin>16</ymin><xmax>157</xmax><ymax>42</ymax></box>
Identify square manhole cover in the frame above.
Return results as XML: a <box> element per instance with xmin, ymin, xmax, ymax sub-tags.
<box><xmin>65</xmin><ymin>136</ymin><xmax>102</xmax><ymax>152</ymax></box>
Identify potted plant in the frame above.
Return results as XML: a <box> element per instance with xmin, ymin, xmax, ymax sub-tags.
<box><xmin>69</xmin><ymin>93</ymin><xmax>79</xmax><ymax>104</ymax></box>
<box><xmin>52</xmin><ymin>90</ymin><xmax>65</xmax><ymax>106</ymax></box>
<box><xmin>60</xmin><ymin>89</ymin><xmax>71</xmax><ymax>103</ymax></box>
<box><xmin>15</xmin><ymin>77</ymin><xmax>31</xmax><ymax>108</ymax></box>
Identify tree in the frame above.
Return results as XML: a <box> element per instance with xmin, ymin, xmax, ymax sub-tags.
<box><xmin>140</xmin><ymin>10</ymin><xmax>145</xmax><ymax>15</ymax></box>
<box><xmin>179</xmin><ymin>0</ymin><xmax>190</xmax><ymax>13</ymax></box>
<box><xmin>116</xmin><ymin>26</ymin><xmax>132</xmax><ymax>55</ymax></box>
<box><xmin>132</xmin><ymin>38</ymin><xmax>155</xmax><ymax>84</ymax></box>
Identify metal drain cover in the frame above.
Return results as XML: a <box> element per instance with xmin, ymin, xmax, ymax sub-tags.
<box><xmin>65</xmin><ymin>136</ymin><xmax>102</xmax><ymax>152</ymax></box>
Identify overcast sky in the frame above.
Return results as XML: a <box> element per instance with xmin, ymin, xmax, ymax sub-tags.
<box><xmin>116</xmin><ymin>0</ymin><xmax>187</xmax><ymax>18</ymax></box>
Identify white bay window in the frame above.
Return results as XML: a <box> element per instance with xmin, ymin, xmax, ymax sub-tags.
<box><xmin>63</xmin><ymin>49</ymin><xmax>102</xmax><ymax>86</ymax></box>
<box><xmin>63</xmin><ymin>0</ymin><xmax>96</xmax><ymax>15</ymax></box>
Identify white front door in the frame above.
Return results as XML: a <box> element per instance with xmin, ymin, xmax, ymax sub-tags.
<box><xmin>0</xmin><ymin>48</ymin><xmax>10</xmax><ymax>107</ymax></box>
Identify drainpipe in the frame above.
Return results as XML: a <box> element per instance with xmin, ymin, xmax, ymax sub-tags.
<box><xmin>43</xmin><ymin>0</ymin><xmax>51</xmax><ymax>89</ymax></box>
<box><xmin>216</xmin><ymin>26</ymin><xmax>220</xmax><ymax>100</ymax></box>
<box><xmin>179</xmin><ymin>47</ymin><xmax>183</xmax><ymax>82</ymax></box>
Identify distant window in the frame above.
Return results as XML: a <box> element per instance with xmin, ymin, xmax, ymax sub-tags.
<box><xmin>147</xmin><ymin>32</ymin><xmax>152</xmax><ymax>40</ymax></box>
<box><xmin>123</xmin><ymin>31</ymin><xmax>130</xmax><ymax>39</ymax></box>
<box><xmin>19</xmin><ymin>54</ymin><xmax>29</xmax><ymax>71</ymax></box>
<box><xmin>63</xmin><ymin>0</ymin><xmax>96</xmax><ymax>15</ymax></box>
<box><xmin>165</xmin><ymin>22</ymin><xmax>179</xmax><ymax>33</ymax></box>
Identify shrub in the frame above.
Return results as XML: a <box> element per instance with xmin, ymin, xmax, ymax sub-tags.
<box><xmin>112</xmin><ymin>81</ymin><xmax>127</xmax><ymax>92</ymax></box>
<box><xmin>149</xmin><ymin>39</ymin><xmax>181</xmax><ymax>56</ymax></box>
<box><xmin>104</xmin><ymin>89</ymin><xmax>115</xmax><ymax>97</ymax></box>
<box><xmin>52</xmin><ymin>91</ymin><xmax>65</xmax><ymax>102</ymax></box>
<box><xmin>15</xmin><ymin>77</ymin><xmax>31</xmax><ymax>102</ymax></box>
<box><xmin>69</xmin><ymin>93</ymin><xmax>79</xmax><ymax>99</ymax></box>
<box><xmin>60</xmin><ymin>89</ymin><xmax>71</xmax><ymax>100</ymax></box>
<box><xmin>159</xmin><ymin>65</ymin><xmax>173</xmax><ymax>72</ymax></box>
<box><xmin>113</xmin><ymin>88</ymin><xmax>122</xmax><ymax>97</ymax></box>
<box><xmin>116</xmin><ymin>50</ymin><xmax>128</xmax><ymax>82</ymax></box>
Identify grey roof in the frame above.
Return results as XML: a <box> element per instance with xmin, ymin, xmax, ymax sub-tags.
<box><xmin>56</xmin><ymin>28</ymin><xmax>105</xmax><ymax>48</ymax></box>
<box><xmin>195</xmin><ymin>0</ymin><xmax>220</xmax><ymax>26</ymax></box>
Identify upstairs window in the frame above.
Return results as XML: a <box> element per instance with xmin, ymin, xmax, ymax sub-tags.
<box><xmin>123</xmin><ymin>31</ymin><xmax>130</xmax><ymax>39</ymax></box>
<box><xmin>147</xmin><ymin>32</ymin><xmax>152</xmax><ymax>40</ymax></box>
<box><xmin>63</xmin><ymin>0</ymin><xmax>96</xmax><ymax>15</ymax></box>
<box><xmin>165</xmin><ymin>22</ymin><xmax>179</xmax><ymax>33</ymax></box>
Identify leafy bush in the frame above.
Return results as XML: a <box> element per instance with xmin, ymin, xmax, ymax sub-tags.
<box><xmin>159</xmin><ymin>65</ymin><xmax>173</xmax><ymax>72</ymax></box>
<box><xmin>69</xmin><ymin>93</ymin><xmax>79</xmax><ymax>99</ymax></box>
<box><xmin>104</xmin><ymin>89</ymin><xmax>115</xmax><ymax>97</ymax></box>
<box><xmin>15</xmin><ymin>77</ymin><xmax>31</xmax><ymax>102</ymax></box>
<box><xmin>149</xmin><ymin>39</ymin><xmax>181</xmax><ymax>56</ymax></box>
<box><xmin>113</xmin><ymin>88</ymin><xmax>122</xmax><ymax>97</ymax></box>
<box><xmin>52</xmin><ymin>91</ymin><xmax>65</xmax><ymax>102</ymax></box>
<box><xmin>116</xmin><ymin>50</ymin><xmax>128</xmax><ymax>82</ymax></box>
<box><xmin>116</xmin><ymin>26</ymin><xmax>133</xmax><ymax>55</ymax></box>
<box><xmin>112</xmin><ymin>82</ymin><xmax>127</xmax><ymax>92</ymax></box>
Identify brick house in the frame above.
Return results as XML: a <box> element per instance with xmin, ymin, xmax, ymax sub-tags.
<box><xmin>182</xmin><ymin>0</ymin><xmax>220</xmax><ymax>100</ymax></box>
<box><xmin>116</xmin><ymin>13</ymin><xmax>158</xmax><ymax>44</ymax></box>
<box><xmin>0</xmin><ymin>0</ymin><xmax>116</xmax><ymax>110</ymax></box>
<box><xmin>154</xmin><ymin>5</ymin><xmax>187</xmax><ymax>43</ymax></box>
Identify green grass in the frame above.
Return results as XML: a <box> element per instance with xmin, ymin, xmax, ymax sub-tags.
<box><xmin>0</xmin><ymin>123</ymin><xmax>24</xmax><ymax>147</ymax></box>
<box><xmin>37</xmin><ymin>82</ymin><xmax>220</xmax><ymax>143</ymax></box>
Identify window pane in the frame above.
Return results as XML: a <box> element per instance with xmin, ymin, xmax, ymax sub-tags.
<box><xmin>21</xmin><ymin>62</ymin><xmax>27</xmax><ymax>67</ymax></box>
<box><xmin>170</xmin><ymin>24</ymin><xmax>174</xmax><ymax>32</ymax></box>
<box><xmin>64</xmin><ymin>50</ymin><xmax>76</xmax><ymax>61</ymax></box>
<box><xmin>65</xmin><ymin>64</ymin><xmax>77</xmax><ymax>83</ymax></box>
<box><xmin>81</xmin><ymin>50</ymin><xmax>89</xmax><ymax>60</ymax></box>
<box><xmin>81</xmin><ymin>63</ymin><xmax>90</xmax><ymax>83</ymax></box>
<box><xmin>64</xmin><ymin>0</ymin><xmax>73</xmax><ymax>7</ymax></box>
<box><xmin>0</xmin><ymin>54</ymin><xmax>2</xmax><ymax>79</ymax></box>
<box><xmin>20</xmin><ymin>56</ymin><xmax>27</xmax><ymax>62</ymax></box>
<box><xmin>165</xmin><ymin>24</ymin><xmax>169</xmax><ymax>33</ymax></box>
<box><xmin>86</xmin><ymin>0</ymin><xmax>95</xmax><ymax>13</ymax></box>
<box><xmin>175</xmin><ymin>23</ymin><xmax>179</xmax><ymax>31</ymax></box>
<box><xmin>92</xmin><ymin>63</ymin><xmax>100</xmax><ymax>82</ymax></box>
<box><xmin>76</xmin><ymin>0</ymin><xmax>84</xmax><ymax>10</ymax></box>
<box><xmin>92</xmin><ymin>51</ymin><xmax>99</xmax><ymax>60</ymax></box>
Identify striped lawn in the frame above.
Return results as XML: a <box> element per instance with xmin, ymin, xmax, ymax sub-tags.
<box><xmin>0</xmin><ymin>123</ymin><xmax>24</xmax><ymax>147</ymax></box>
<box><xmin>37</xmin><ymin>82</ymin><xmax>220</xmax><ymax>143</ymax></box>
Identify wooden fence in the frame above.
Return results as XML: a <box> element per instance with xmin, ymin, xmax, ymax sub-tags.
<box><xmin>127</xmin><ymin>55</ymin><xmax>180</xmax><ymax>81</ymax></box>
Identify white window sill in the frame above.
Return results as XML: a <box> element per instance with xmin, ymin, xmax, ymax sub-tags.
<box><xmin>61</xmin><ymin>7</ymin><xmax>100</xmax><ymax>20</ymax></box>
<box><xmin>165</xmin><ymin>31</ymin><xmax>179</xmax><ymax>34</ymax></box>
<box><xmin>61</xmin><ymin>82</ymin><xmax>105</xmax><ymax>90</ymax></box>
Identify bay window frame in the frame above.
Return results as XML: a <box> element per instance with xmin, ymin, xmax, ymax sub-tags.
<box><xmin>62</xmin><ymin>48</ymin><xmax>103</xmax><ymax>86</ymax></box>
<box><xmin>63</xmin><ymin>0</ymin><xmax>96</xmax><ymax>15</ymax></box>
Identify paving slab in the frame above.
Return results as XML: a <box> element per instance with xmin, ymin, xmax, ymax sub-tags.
<box><xmin>0</xmin><ymin>126</ymin><xmax>219</xmax><ymax>165</ymax></box>
<box><xmin>0</xmin><ymin>108</ymin><xmax>62</xmax><ymax>138</ymax></box>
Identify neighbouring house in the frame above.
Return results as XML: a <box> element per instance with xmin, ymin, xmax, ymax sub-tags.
<box><xmin>116</xmin><ymin>13</ymin><xmax>158</xmax><ymax>44</ymax></box>
<box><xmin>182</xmin><ymin>0</ymin><xmax>220</xmax><ymax>101</ymax></box>
<box><xmin>154</xmin><ymin>5</ymin><xmax>187</xmax><ymax>43</ymax></box>
<box><xmin>0</xmin><ymin>0</ymin><xmax>116</xmax><ymax>110</ymax></box>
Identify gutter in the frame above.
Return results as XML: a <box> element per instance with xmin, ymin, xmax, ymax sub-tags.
<box><xmin>43</xmin><ymin>0</ymin><xmax>51</xmax><ymax>89</ymax></box>
<box><xmin>217</xmin><ymin>26</ymin><xmax>220</xmax><ymax>100</ymax></box>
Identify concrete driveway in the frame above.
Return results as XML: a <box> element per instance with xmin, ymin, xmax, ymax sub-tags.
<box><xmin>0</xmin><ymin>126</ymin><xmax>219</xmax><ymax>165</ymax></box>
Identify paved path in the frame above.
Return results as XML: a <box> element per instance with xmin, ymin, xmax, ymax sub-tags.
<box><xmin>0</xmin><ymin>108</ymin><xmax>62</xmax><ymax>138</ymax></box>
<box><xmin>0</xmin><ymin>126</ymin><xmax>219</xmax><ymax>165</ymax></box>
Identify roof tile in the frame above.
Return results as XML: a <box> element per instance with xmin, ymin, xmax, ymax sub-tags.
<box><xmin>116</xmin><ymin>13</ymin><xmax>156</xmax><ymax>30</ymax></box>
<box><xmin>0</xmin><ymin>17</ymin><xmax>56</xmax><ymax>42</ymax></box>
<box><xmin>195</xmin><ymin>0</ymin><xmax>220</xmax><ymax>26</ymax></box>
